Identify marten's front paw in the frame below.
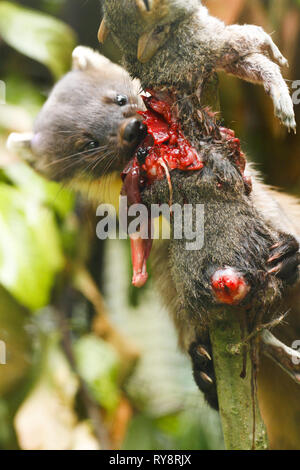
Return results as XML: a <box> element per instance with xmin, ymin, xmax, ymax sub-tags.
<box><xmin>189</xmin><ymin>341</ymin><xmax>218</xmax><ymax>410</ymax></box>
<box><xmin>267</xmin><ymin>235</ymin><xmax>300</xmax><ymax>286</ymax></box>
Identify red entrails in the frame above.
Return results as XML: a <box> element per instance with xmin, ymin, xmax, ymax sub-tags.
<box><xmin>136</xmin><ymin>91</ymin><xmax>204</xmax><ymax>184</ymax></box>
<box><xmin>120</xmin><ymin>90</ymin><xmax>251</xmax><ymax>289</ymax></box>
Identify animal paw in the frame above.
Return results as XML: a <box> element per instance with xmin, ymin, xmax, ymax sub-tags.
<box><xmin>267</xmin><ymin>235</ymin><xmax>300</xmax><ymax>286</ymax></box>
<box><xmin>273</xmin><ymin>90</ymin><xmax>296</xmax><ymax>132</ymax></box>
<box><xmin>189</xmin><ymin>341</ymin><xmax>218</xmax><ymax>410</ymax></box>
<box><xmin>268</xmin><ymin>42</ymin><xmax>288</xmax><ymax>68</ymax></box>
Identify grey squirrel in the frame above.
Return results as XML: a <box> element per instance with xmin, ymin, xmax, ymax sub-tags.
<box><xmin>100</xmin><ymin>0</ymin><xmax>296</xmax><ymax>131</ymax></box>
<box><xmin>8</xmin><ymin>46</ymin><xmax>300</xmax><ymax>448</ymax></box>
<box><xmin>137</xmin><ymin>94</ymin><xmax>299</xmax><ymax>413</ymax></box>
<box><xmin>99</xmin><ymin>1</ymin><xmax>300</xmax><ymax>448</ymax></box>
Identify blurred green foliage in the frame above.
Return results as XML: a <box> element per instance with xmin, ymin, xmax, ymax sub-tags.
<box><xmin>0</xmin><ymin>2</ymin><xmax>76</xmax><ymax>79</ymax></box>
<box><xmin>0</xmin><ymin>164</ymin><xmax>73</xmax><ymax>310</ymax></box>
<box><xmin>75</xmin><ymin>335</ymin><xmax>121</xmax><ymax>413</ymax></box>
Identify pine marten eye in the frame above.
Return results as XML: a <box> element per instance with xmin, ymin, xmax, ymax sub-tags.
<box><xmin>115</xmin><ymin>94</ymin><xmax>128</xmax><ymax>106</ymax></box>
<box><xmin>84</xmin><ymin>140</ymin><xmax>100</xmax><ymax>151</ymax></box>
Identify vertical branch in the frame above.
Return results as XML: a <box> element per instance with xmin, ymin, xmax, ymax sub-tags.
<box><xmin>210</xmin><ymin>309</ymin><xmax>269</xmax><ymax>450</ymax></box>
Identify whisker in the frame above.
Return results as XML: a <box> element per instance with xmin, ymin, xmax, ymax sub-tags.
<box><xmin>74</xmin><ymin>150</ymin><xmax>114</xmax><ymax>183</ymax></box>
<box><xmin>43</xmin><ymin>145</ymin><xmax>110</xmax><ymax>169</ymax></box>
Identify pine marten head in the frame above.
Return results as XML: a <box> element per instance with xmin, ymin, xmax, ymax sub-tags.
<box><xmin>7</xmin><ymin>47</ymin><xmax>147</xmax><ymax>182</ymax></box>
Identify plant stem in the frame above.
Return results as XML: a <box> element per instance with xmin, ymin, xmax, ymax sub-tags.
<box><xmin>210</xmin><ymin>309</ymin><xmax>269</xmax><ymax>450</ymax></box>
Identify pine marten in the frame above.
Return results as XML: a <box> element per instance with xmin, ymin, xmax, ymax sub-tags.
<box><xmin>8</xmin><ymin>46</ymin><xmax>300</xmax><ymax>449</ymax></box>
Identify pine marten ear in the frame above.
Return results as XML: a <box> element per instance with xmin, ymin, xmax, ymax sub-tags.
<box><xmin>7</xmin><ymin>133</ymin><xmax>33</xmax><ymax>151</ymax></box>
<box><xmin>72</xmin><ymin>46</ymin><xmax>112</xmax><ymax>72</ymax></box>
<box><xmin>6</xmin><ymin>132</ymin><xmax>35</xmax><ymax>163</ymax></box>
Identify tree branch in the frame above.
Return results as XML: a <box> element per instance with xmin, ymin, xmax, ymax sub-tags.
<box><xmin>210</xmin><ymin>309</ymin><xmax>269</xmax><ymax>450</ymax></box>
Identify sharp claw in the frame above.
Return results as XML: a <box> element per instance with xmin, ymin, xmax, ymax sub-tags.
<box><xmin>270</xmin><ymin>242</ymin><xmax>281</xmax><ymax>250</ymax></box>
<box><xmin>267</xmin><ymin>253</ymin><xmax>282</xmax><ymax>264</ymax></box>
<box><xmin>197</xmin><ymin>346</ymin><xmax>212</xmax><ymax>361</ymax></box>
<box><xmin>268</xmin><ymin>239</ymin><xmax>299</xmax><ymax>264</ymax></box>
<box><xmin>268</xmin><ymin>264</ymin><xmax>282</xmax><ymax>275</ymax></box>
<box><xmin>200</xmin><ymin>372</ymin><xmax>214</xmax><ymax>385</ymax></box>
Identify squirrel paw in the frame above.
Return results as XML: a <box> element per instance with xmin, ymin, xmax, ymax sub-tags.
<box><xmin>267</xmin><ymin>235</ymin><xmax>300</xmax><ymax>285</ymax></box>
<box><xmin>267</xmin><ymin>42</ymin><xmax>288</xmax><ymax>68</ymax></box>
<box><xmin>273</xmin><ymin>90</ymin><xmax>296</xmax><ymax>132</ymax></box>
<box><xmin>189</xmin><ymin>341</ymin><xmax>218</xmax><ymax>410</ymax></box>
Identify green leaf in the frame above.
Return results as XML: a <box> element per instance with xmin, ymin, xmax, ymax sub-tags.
<box><xmin>0</xmin><ymin>285</ymin><xmax>32</xmax><ymax>397</ymax></box>
<box><xmin>74</xmin><ymin>335</ymin><xmax>121</xmax><ymax>412</ymax></box>
<box><xmin>0</xmin><ymin>183</ymin><xmax>64</xmax><ymax>310</ymax></box>
<box><xmin>4</xmin><ymin>162</ymin><xmax>74</xmax><ymax>218</ymax></box>
<box><xmin>0</xmin><ymin>2</ymin><xmax>77</xmax><ymax>79</ymax></box>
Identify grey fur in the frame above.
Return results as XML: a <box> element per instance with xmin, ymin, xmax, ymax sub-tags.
<box><xmin>142</xmin><ymin>144</ymin><xmax>285</xmax><ymax>347</ymax></box>
<box><xmin>102</xmin><ymin>0</ymin><xmax>296</xmax><ymax>130</ymax></box>
<box><xmin>101</xmin><ymin>0</ymin><xmax>298</xmax><ymax>334</ymax></box>
<box><xmin>31</xmin><ymin>47</ymin><xmax>143</xmax><ymax>180</ymax></box>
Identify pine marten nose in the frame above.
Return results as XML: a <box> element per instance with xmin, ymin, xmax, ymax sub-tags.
<box><xmin>122</xmin><ymin>118</ymin><xmax>147</xmax><ymax>144</ymax></box>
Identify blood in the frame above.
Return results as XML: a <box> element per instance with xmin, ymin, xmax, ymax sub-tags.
<box><xmin>121</xmin><ymin>89</ymin><xmax>251</xmax><ymax>288</ymax></box>
<box><xmin>211</xmin><ymin>268</ymin><xmax>250</xmax><ymax>305</ymax></box>
<box><xmin>121</xmin><ymin>162</ymin><xmax>152</xmax><ymax>288</ymax></box>
<box><xmin>219</xmin><ymin>127</ymin><xmax>245</xmax><ymax>175</ymax></box>
<box><xmin>136</xmin><ymin>91</ymin><xmax>204</xmax><ymax>183</ymax></box>
<box><xmin>130</xmin><ymin>235</ymin><xmax>152</xmax><ymax>288</ymax></box>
